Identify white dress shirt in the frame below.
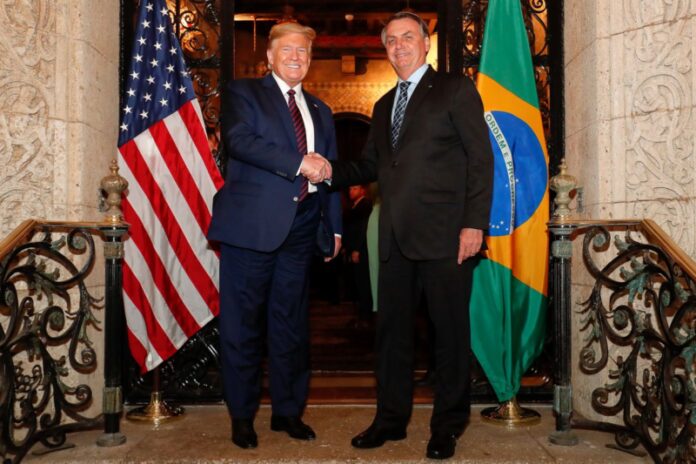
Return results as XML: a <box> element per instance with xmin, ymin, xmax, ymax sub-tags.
<box><xmin>272</xmin><ymin>73</ymin><xmax>318</xmax><ymax>193</ymax></box>
<box><xmin>390</xmin><ymin>63</ymin><xmax>429</xmax><ymax>120</ymax></box>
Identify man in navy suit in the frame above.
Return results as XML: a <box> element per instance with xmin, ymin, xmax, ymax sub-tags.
<box><xmin>208</xmin><ymin>21</ymin><xmax>341</xmax><ymax>449</ymax></box>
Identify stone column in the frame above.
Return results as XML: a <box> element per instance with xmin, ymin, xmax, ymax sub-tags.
<box><xmin>564</xmin><ymin>0</ymin><xmax>695</xmax><ymax>421</ymax></box>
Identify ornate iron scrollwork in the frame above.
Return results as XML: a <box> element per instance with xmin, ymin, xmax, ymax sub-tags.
<box><xmin>577</xmin><ymin>225</ymin><xmax>696</xmax><ymax>463</ymax></box>
<box><xmin>0</xmin><ymin>226</ymin><xmax>103</xmax><ymax>463</ymax></box>
<box><xmin>168</xmin><ymin>0</ymin><xmax>223</xmax><ymax>169</ymax></box>
<box><xmin>462</xmin><ymin>0</ymin><xmax>552</xmax><ymax>148</ymax></box>
<box><xmin>125</xmin><ymin>319</ymin><xmax>221</xmax><ymax>402</ymax></box>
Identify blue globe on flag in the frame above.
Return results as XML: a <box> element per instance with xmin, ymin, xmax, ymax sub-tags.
<box><xmin>486</xmin><ymin>111</ymin><xmax>547</xmax><ymax>237</ymax></box>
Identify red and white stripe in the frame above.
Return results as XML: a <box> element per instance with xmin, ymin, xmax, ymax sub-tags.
<box><xmin>117</xmin><ymin>100</ymin><xmax>224</xmax><ymax>372</ymax></box>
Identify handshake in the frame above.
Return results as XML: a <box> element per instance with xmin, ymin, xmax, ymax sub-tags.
<box><xmin>300</xmin><ymin>153</ymin><xmax>332</xmax><ymax>184</ymax></box>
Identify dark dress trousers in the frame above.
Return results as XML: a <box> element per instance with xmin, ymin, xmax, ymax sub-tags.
<box><xmin>208</xmin><ymin>75</ymin><xmax>341</xmax><ymax>418</ymax></box>
<box><xmin>331</xmin><ymin>66</ymin><xmax>493</xmax><ymax>435</ymax></box>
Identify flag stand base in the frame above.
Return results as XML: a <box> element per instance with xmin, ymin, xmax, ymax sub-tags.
<box><xmin>126</xmin><ymin>391</ymin><xmax>184</xmax><ymax>423</ymax></box>
<box><xmin>480</xmin><ymin>397</ymin><xmax>541</xmax><ymax>427</ymax></box>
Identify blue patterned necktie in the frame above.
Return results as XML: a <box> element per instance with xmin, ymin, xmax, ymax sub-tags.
<box><xmin>391</xmin><ymin>81</ymin><xmax>411</xmax><ymax>149</ymax></box>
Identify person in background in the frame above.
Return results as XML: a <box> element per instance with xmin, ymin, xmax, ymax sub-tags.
<box><xmin>365</xmin><ymin>185</ymin><xmax>381</xmax><ymax>314</ymax></box>
<box><xmin>343</xmin><ymin>184</ymin><xmax>374</xmax><ymax>328</ymax></box>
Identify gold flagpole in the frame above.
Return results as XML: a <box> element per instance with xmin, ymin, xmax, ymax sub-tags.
<box><xmin>481</xmin><ymin>396</ymin><xmax>541</xmax><ymax>426</ymax></box>
<box><xmin>126</xmin><ymin>366</ymin><xmax>184</xmax><ymax>423</ymax></box>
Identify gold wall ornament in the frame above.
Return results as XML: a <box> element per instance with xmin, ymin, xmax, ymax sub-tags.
<box><xmin>549</xmin><ymin>158</ymin><xmax>577</xmax><ymax>220</ymax></box>
<box><xmin>100</xmin><ymin>159</ymin><xmax>129</xmax><ymax>224</ymax></box>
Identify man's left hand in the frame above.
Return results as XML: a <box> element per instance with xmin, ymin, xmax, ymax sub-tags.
<box><xmin>457</xmin><ymin>228</ymin><xmax>483</xmax><ymax>264</ymax></box>
<box><xmin>325</xmin><ymin>236</ymin><xmax>342</xmax><ymax>262</ymax></box>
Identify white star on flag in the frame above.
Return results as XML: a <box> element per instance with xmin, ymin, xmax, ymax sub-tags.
<box><xmin>117</xmin><ymin>0</ymin><xmax>223</xmax><ymax>373</ymax></box>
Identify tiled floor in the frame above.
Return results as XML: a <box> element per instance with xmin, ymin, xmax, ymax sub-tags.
<box><xmin>22</xmin><ymin>404</ymin><xmax>652</xmax><ymax>463</ymax></box>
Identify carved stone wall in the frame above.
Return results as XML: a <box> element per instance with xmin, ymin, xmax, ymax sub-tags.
<box><xmin>565</xmin><ymin>0</ymin><xmax>695</xmax><ymax>422</ymax></box>
<box><xmin>565</xmin><ymin>0</ymin><xmax>695</xmax><ymax>256</ymax></box>
<box><xmin>622</xmin><ymin>0</ymin><xmax>694</xmax><ymax>254</ymax></box>
<box><xmin>0</xmin><ymin>1</ymin><xmax>58</xmax><ymax>230</ymax></box>
<box><xmin>0</xmin><ymin>1</ymin><xmax>119</xmax><ymax>236</ymax></box>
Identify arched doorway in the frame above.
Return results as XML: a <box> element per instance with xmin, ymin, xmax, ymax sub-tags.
<box><xmin>334</xmin><ymin>112</ymin><xmax>370</xmax><ymax>162</ymax></box>
<box><xmin>308</xmin><ymin>113</ymin><xmax>376</xmax><ymax>373</ymax></box>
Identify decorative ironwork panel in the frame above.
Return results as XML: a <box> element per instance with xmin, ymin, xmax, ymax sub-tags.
<box><xmin>576</xmin><ymin>226</ymin><xmax>696</xmax><ymax>463</ymax></box>
<box><xmin>462</xmin><ymin>0</ymin><xmax>552</xmax><ymax>148</ymax></box>
<box><xmin>0</xmin><ymin>226</ymin><xmax>103</xmax><ymax>463</ymax></box>
<box><xmin>166</xmin><ymin>0</ymin><xmax>223</xmax><ymax>169</ymax></box>
<box><xmin>126</xmin><ymin>321</ymin><xmax>222</xmax><ymax>401</ymax></box>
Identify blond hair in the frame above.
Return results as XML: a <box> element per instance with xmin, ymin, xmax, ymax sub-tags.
<box><xmin>268</xmin><ymin>22</ymin><xmax>316</xmax><ymax>50</ymax></box>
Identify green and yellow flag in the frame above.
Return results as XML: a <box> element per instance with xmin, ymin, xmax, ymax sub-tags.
<box><xmin>470</xmin><ymin>0</ymin><xmax>549</xmax><ymax>402</ymax></box>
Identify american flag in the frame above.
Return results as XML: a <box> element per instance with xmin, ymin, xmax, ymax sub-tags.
<box><xmin>117</xmin><ymin>0</ymin><xmax>224</xmax><ymax>372</ymax></box>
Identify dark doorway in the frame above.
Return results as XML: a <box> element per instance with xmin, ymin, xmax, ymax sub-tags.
<box><xmin>308</xmin><ymin>113</ymin><xmax>375</xmax><ymax>372</ymax></box>
<box><xmin>335</xmin><ymin>113</ymin><xmax>370</xmax><ymax>162</ymax></box>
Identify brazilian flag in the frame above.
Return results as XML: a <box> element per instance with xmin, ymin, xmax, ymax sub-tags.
<box><xmin>470</xmin><ymin>0</ymin><xmax>549</xmax><ymax>402</ymax></box>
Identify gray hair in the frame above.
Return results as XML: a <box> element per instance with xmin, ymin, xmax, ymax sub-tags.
<box><xmin>380</xmin><ymin>11</ymin><xmax>429</xmax><ymax>46</ymax></box>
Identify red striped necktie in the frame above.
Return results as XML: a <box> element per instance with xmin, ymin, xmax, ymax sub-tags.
<box><xmin>287</xmin><ymin>89</ymin><xmax>308</xmax><ymax>202</ymax></box>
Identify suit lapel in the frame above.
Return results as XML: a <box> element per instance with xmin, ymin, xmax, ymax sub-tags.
<box><xmin>304</xmin><ymin>91</ymin><xmax>323</xmax><ymax>153</ymax></box>
<box><xmin>261</xmin><ymin>74</ymin><xmax>298</xmax><ymax>151</ymax></box>
<box><xmin>382</xmin><ymin>87</ymin><xmax>397</xmax><ymax>155</ymax></box>
<box><xmin>395</xmin><ymin>66</ymin><xmax>435</xmax><ymax>151</ymax></box>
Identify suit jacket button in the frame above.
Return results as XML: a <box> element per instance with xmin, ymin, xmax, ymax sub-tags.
<box><xmin>392</xmin><ymin>161</ymin><xmax>399</xmax><ymax>167</ymax></box>
<box><xmin>293</xmin><ymin>196</ymin><xmax>299</xmax><ymax>202</ymax></box>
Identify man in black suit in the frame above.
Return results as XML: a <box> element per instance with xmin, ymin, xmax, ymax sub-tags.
<box><xmin>328</xmin><ymin>11</ymin><xmax>494</xmax><ymax>460</ymax></box>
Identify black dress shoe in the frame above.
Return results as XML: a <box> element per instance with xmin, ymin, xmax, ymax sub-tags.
<box><xmin>270</xmin><ymin>415</ymin><xmax>316</xmax><ymax>440</ymax></box>
<box><xmin>231</xmin><ymin>418</ymin><xmax>258</xmax><ymax>449</ymax></box>
<box><xmin>351</xmin><ymin>423</ymin><xmax>407</xmax><ymax>449</ymax></box>
<box><xmin>415</xmin><ymin>370</ymin><xmax>436</xmax><ymax>387</ymax></box>
<box><xmin>426</xmin><ymin>432</ymin><xmax>456</xmax><ymax>460</ymax></box>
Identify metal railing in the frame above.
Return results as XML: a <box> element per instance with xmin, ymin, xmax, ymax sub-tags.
<box><xmin>549</xmin><ymin>218</ymin><xmax>696</xmax><ymax>463</ymax></box>
<box><xmin>0</xmin><ymin>161</ymin><xmax>129</xmax><ymax>463</ymax></box>
<box><xmin>0</xmin><ymin>219</ymin><xmax>128</xmax><ymax>463</ymax></box>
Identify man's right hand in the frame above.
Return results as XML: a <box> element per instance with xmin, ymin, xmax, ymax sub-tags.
<box><xmin>300</xmin><ymin>153</ymin><xmax>332</xmax><ymax>183</ymax></box>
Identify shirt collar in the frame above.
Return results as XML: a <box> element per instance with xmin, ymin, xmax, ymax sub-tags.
<box><xmin>397</xmin><ymin>63</ymin><xmax>429</xmax><ymax>87</ymax></box>
<box><xmin>272</xmin><ymin>72</ymin><xmax>303</xmax><ymax>99</ymax></box>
